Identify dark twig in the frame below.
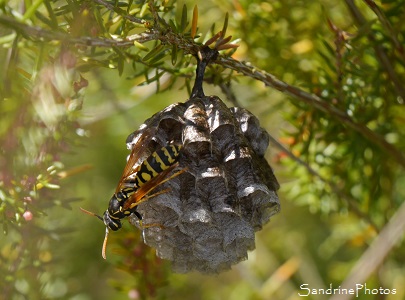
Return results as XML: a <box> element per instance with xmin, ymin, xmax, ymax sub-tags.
<box><xmin>190</xmin><ymin>46</ymin><xmax>218</xmax><ymax>98</ymax></box>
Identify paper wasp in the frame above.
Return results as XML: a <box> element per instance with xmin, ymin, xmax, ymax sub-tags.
<box><xmin>81</xmin><ymin>128</ymin><xmax>185</xmax><ymax>259</ymax></box>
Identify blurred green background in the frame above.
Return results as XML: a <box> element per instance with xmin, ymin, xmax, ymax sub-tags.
<box><xmin>1</xmin><ymin>0</ymin><xmax>404</xmax><ymax>299</ymax></box>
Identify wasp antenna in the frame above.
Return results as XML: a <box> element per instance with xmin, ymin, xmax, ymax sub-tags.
<box><xmin>102</xmin><ymin>227</ymin><xmax>109</xmax><ymax>260</ymax></box>
<box><xmin>80</xmin><ymin>207</ymin><xmax>103</xmax><ymax>222</ymax></box>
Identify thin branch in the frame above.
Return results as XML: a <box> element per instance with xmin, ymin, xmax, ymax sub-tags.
<box><xmin>362</xmin><ymin>0</ymin><xmax>405</xmax><ymax>61</ymax></box>
<box><xmin>345</xmin><ymin>0</ymin><xmax>405</xmax><ymax>100</ymax></box>
<box><xmin>327</xmin><ymin>19</ymin><xmax>345</xmax><ymax>103</ymax></box>
<box><xmin>0</xmin><ymin>15</ymin><xmax>154</xmax><ymax>47</ymax></box>
<box><xmin>216</xmin><ymin>56</ymin><xmax>405</xmax><ymax>169</ymax></box>
<box><xmin>93</xmin><ymin>0</ymin><xmax>144</xmax><ymax>24</ymax></box>
<box><xmin>267</xmin><ymin>135</ymin><xmax>380</xmax><ymax>232</ymax></box>
<box><xmin>219</xmin><ymin>81</ymin><xmax>240</xmax><ymax>107</ymax></box>
<box><xmin>330</xmin><ymin>199</ymin><xmax>405</xmax><ymax>300</ymax></box>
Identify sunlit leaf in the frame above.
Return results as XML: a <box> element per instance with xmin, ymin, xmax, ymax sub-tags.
<box><xmin>191</xmin><ymin>5</ymin><xmax>198</xmax><ymax>39</ymax></box>
<box><xmin>171</xmin><ymin>44</ymin><xmax>178</xmax><ymax>65</ymax></box>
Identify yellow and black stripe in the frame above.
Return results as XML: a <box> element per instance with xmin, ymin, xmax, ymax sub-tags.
<box><xmin>134</xmin><ymin>144</ymin><xmax>181</xmax><ymax>187</ymax></box>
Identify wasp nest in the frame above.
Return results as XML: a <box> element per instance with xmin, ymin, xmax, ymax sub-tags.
<box><xmin>126</xmin><ymin>95</ymin><xmax>280</xmax><ymax>273</ymax></box>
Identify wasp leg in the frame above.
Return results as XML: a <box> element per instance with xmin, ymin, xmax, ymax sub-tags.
<box><xmin>133</xmin><ymin>210</ymin><xmax>165</xmax><ymax>230</ymax></box>
<box><xmin>140</xmin><ymin>222</ymin><xmax>165</xmax><ymax>229</ymax></box>
<box><xmin>131</xmin><ymin>188</ymin><xmax>171</xmax><ymax>207</ymax></box>
<box><xmin>151</xmin><ymin>167</ymin><xmax>188</xmax><ymax>188</ymax></box>
<box><xmin>128</xmin><ymin>168</ymin><xmax>188</xmax><ymax>229</ymax></box>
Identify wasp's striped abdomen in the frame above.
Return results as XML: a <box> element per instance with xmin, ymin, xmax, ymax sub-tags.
<box><xmin>104</xmin><ymin>144</ymin><xmax>182</xmax><ymax>232</ymax></box>
<box><xmin>134</xmin><ymin>144</ymin><xmax>181</xmax><ymax>187</ymax></box>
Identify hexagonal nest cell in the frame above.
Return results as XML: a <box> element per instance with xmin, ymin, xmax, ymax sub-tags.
<box><xmin>126</xmin><ymin>95</ymin><xmax>280</xmax><ymax>273</ymax></box>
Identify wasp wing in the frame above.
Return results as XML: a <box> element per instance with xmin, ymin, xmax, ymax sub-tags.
<box><xmin>122</xmin><ymin>164</ymin><xmax>181</xmax><ymax>211</ymax></box>
<box><xmin>115</xmin><ymin>127</ymin><xmax>157</xmax><ymax>193</ymax></box>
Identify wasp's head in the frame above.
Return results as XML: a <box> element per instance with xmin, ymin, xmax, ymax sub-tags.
<box><xmin>103</xmin><ymin>210</ymin><xmax>122</xmax><ymax>231</ymax></box>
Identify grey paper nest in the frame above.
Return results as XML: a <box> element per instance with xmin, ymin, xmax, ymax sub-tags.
<box><xmin>126</xmin><ymin>95</ymin><xmax>280</xmax><ymax>273</ymax></box>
